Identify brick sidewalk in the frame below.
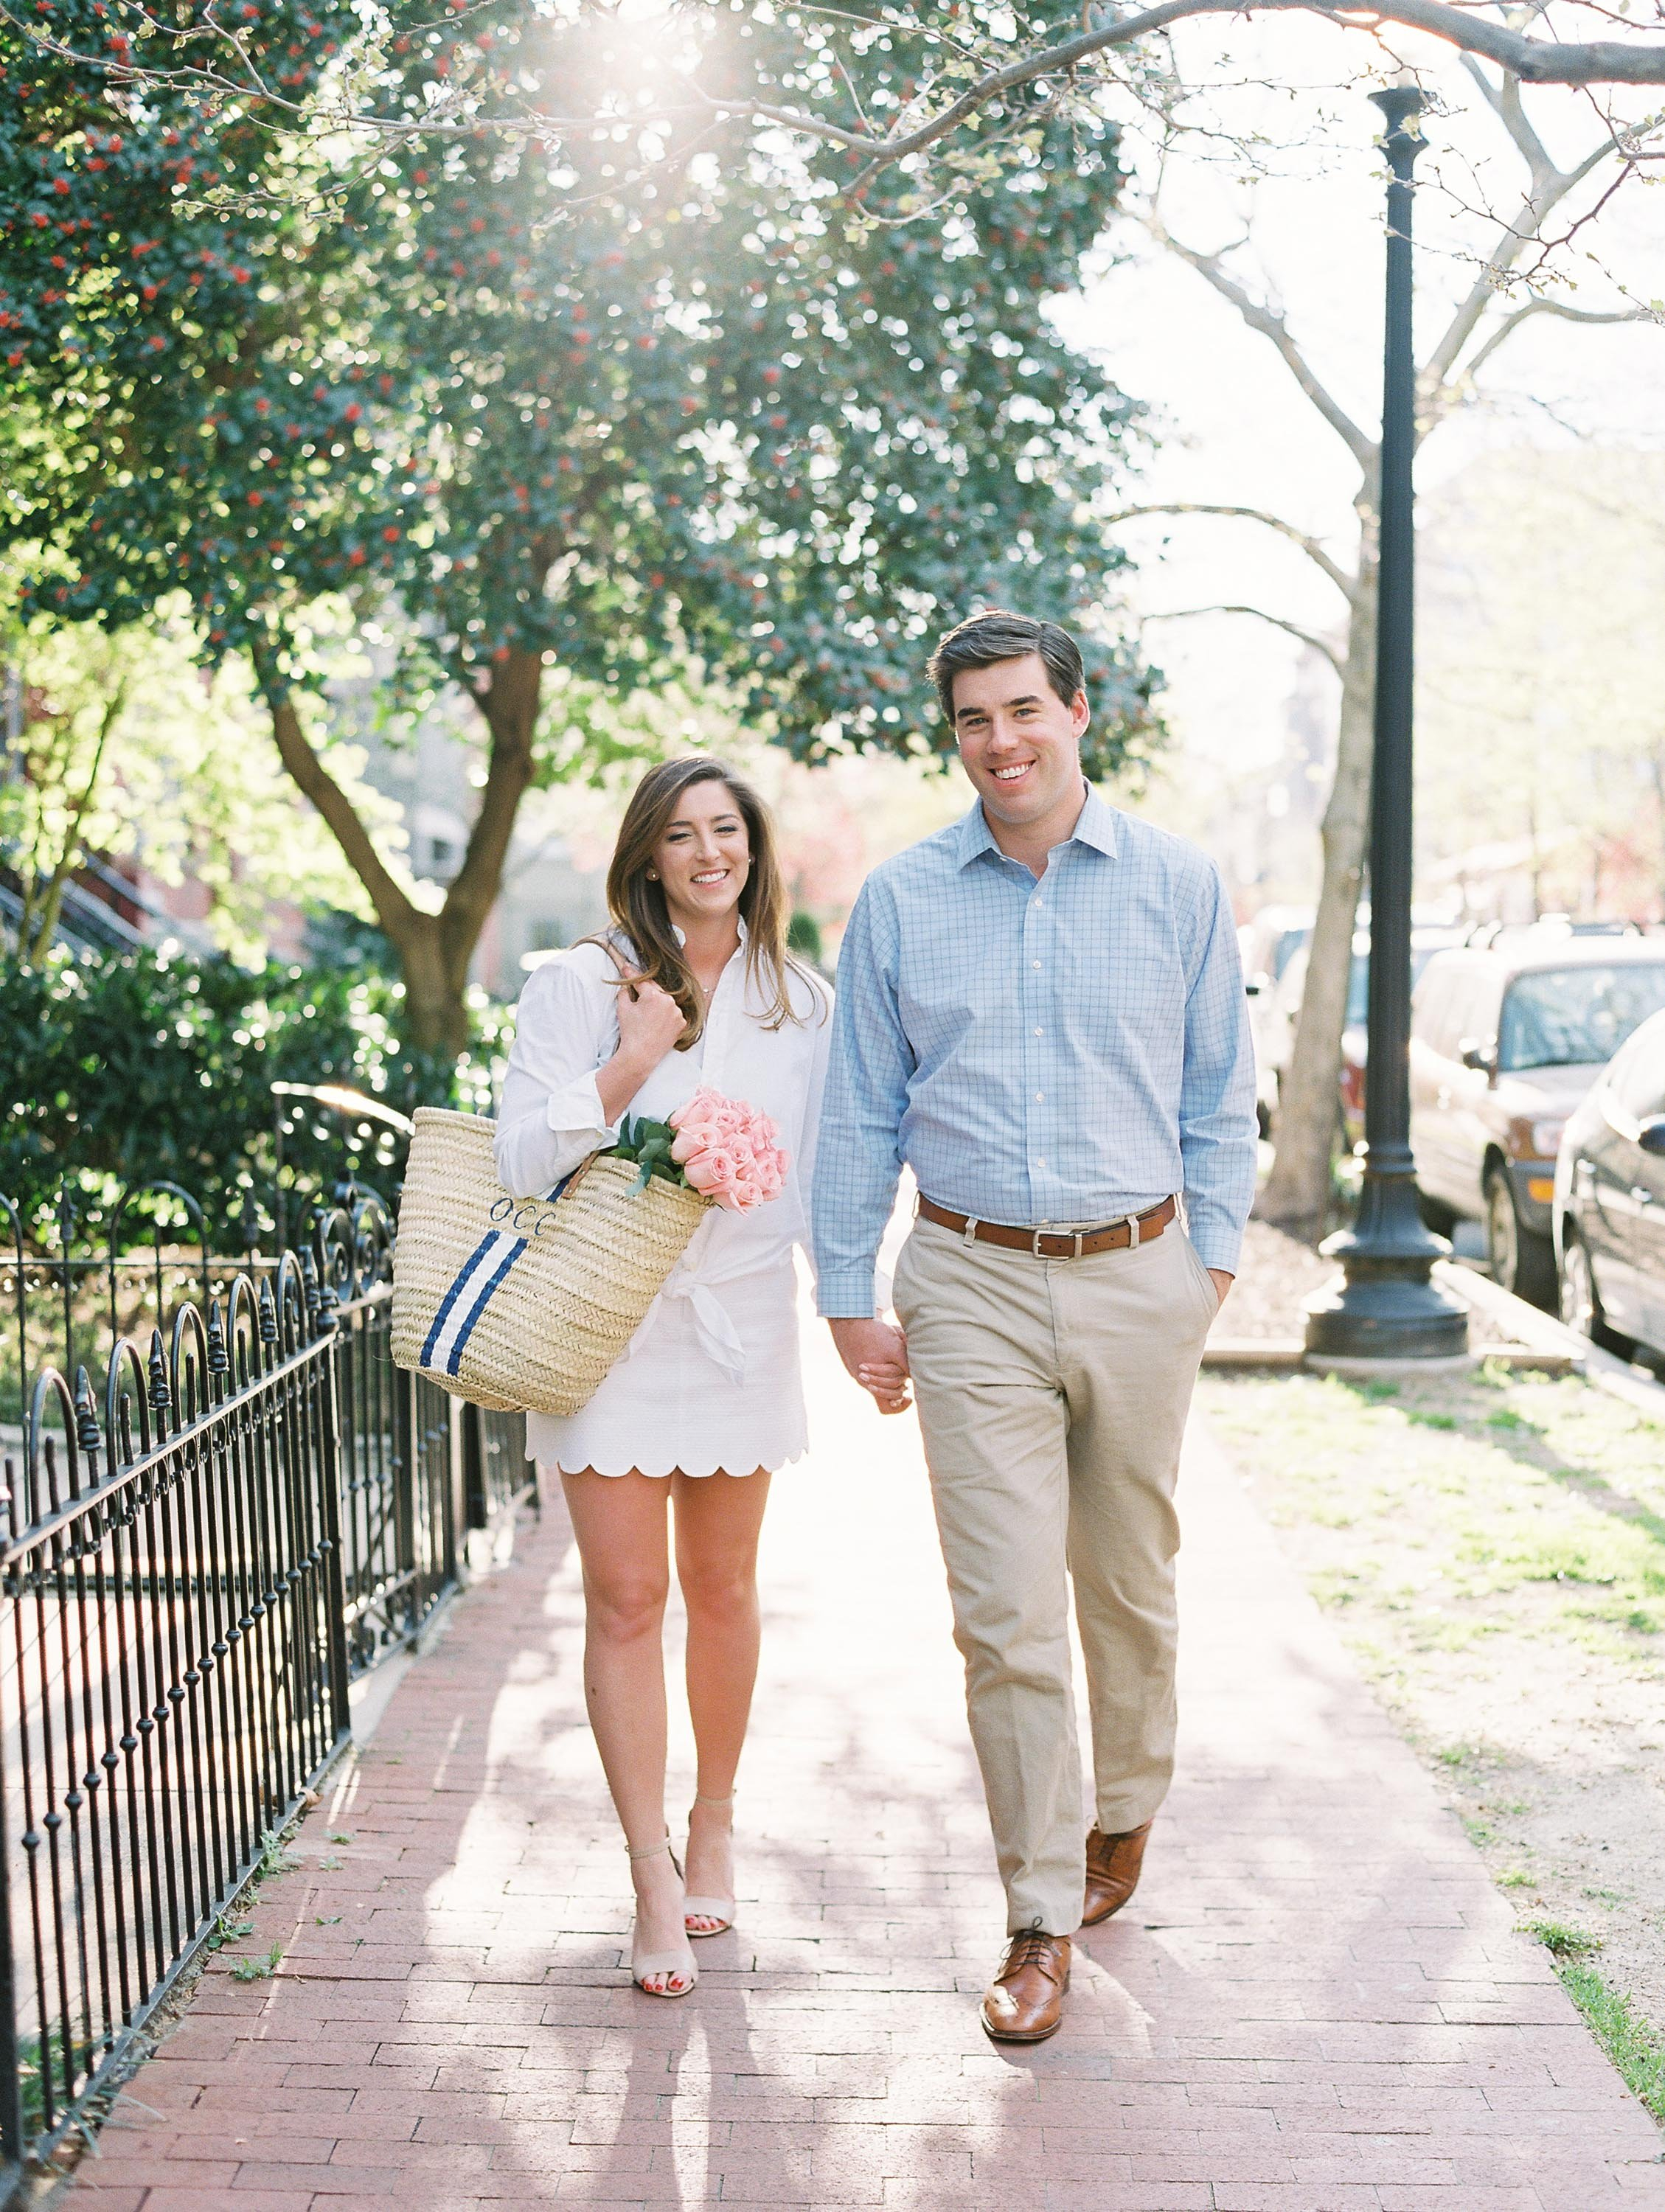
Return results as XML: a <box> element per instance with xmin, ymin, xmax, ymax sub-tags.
<box><xmin>68</xmin><ymin>1312</ymin><xmax>1665</xmax><ymax>2211</ymax></box>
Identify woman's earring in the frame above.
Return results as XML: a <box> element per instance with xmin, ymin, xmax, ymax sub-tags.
<box><xmin>647</xmin><ymin>870</ymin><xmax>659</xmax><ymax>881</ymax></box>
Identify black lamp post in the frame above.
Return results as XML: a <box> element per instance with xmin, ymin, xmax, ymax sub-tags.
<box><xmin>1304</xmin><ymin>83</ymin><xmax>1469</xmax><ymax>1361</ymax></box>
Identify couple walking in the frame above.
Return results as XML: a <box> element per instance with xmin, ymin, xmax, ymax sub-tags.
<box><xmin>496</xmin><ymin>609</ymin><xmax>1257</xmax><ymax>2041</ymax></box>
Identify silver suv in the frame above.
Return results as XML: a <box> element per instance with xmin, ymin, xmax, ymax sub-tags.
<box><xmin>1409</xmin><ymin>933</ymin><xmax>1665</xmax><ymax>1305</ymax></box>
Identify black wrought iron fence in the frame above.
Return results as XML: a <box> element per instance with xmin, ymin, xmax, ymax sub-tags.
<box><xmin>0</xmin><ymin>1166</ymin><xmax>535</xmax><ymax>2180</ymax></box>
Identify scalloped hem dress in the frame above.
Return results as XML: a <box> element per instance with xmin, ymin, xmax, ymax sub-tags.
<box><xmin>492</xmin><ymin>931</ymin><xmax>832</xmax><ymax>1478</ymax></box>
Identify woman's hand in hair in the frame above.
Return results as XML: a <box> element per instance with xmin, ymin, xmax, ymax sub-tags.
<box><xmin>598</xmin><ymin>974</ymin><xmax>689</xmax><ymax>1122</ymax></box>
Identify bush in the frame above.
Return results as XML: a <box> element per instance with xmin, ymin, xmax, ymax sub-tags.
<box><xmin>0</xmin><ymin>949</ymin><xmax>509</xmax><ymax>1243</ymax></box>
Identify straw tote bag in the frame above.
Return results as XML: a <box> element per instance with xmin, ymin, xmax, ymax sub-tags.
<box><xmin>389</xmin><ymin>1107</ymin><xmax>712</xmax><ymax>1416</ymax></box>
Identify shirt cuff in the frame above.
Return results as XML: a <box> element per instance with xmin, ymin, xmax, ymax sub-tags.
<box><xmin>545</xmin><ymin>1070</ymin><xmax>613</xmax><ymax>1146</ymax></box>
<box><xmin>815</xmin><ymin>1266</ymin><xmax>879</xmax><ymax>1321</ymax></box>
<box><xmin>1186</xmin><ymin>1217</ymin><xmax>1242</xmax><ymax>1275</ymax></box>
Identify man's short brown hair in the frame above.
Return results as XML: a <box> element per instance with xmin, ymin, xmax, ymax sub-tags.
<box><xmin>927</xmin><ymin>610</ymin><xmax>1087</xmax><ymax>726</ymax></box>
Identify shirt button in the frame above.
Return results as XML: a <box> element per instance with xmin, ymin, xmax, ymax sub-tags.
<box><xmin>1035</xmin><ymin>1091</ymin><xmax>1044</xmax><ymax>1102</ymax></box>
<box><xmin>1033</xmin><ymin>1026</ymin><xmax>1043</xmax><ymax>1037</ymax></box>
<box><xmin>1032</xmin><ymin>960</ymin><xmax>1041</xmax><ymax>970</ymax></box>
<box><xmin>1036</xmin><ymin>1156</ymin><xmax>1046</xmax><ymax>1167</ymax></box>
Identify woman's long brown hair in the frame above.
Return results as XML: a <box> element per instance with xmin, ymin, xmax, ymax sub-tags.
<box><xmin>594</xmin><ymin>757</ymin><xmax>812</xmax><ymax>1050</ymax></box>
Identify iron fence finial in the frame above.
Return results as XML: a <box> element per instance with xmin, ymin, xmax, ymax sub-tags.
<box><xmin>72</xmin><ymin>1367</ymin><xmax>102</xmax><ymax>1457</ymax></box>
<box><xmin>147</xmin><ymin>1329</ymin><xmax>172</xmax><ymax>1416</ymax></box>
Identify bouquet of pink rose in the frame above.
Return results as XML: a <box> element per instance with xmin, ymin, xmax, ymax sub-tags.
<box><xmin>611</xmin><ymin>1085</ymin><xmax>789</xmax><ymax>1214</ymax></box>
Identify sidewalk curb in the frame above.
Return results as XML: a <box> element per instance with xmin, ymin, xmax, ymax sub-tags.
<box><xmin>1440</xmin><ymin>1261</ymin><xmax>1665</xmax><ymax>1419</ymax></box>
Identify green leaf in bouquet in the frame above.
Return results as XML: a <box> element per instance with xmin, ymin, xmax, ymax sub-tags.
<box><xmin>614</xmin><ymin>1115</ymin><xmax>686</xmax><ymax>1193</ymax></box>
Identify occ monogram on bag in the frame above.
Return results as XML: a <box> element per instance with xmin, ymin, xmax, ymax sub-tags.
<box><xmin>488</xmin><ymin>1193</ymin><xmax>566</xmax><ymax>1237</ymax></box>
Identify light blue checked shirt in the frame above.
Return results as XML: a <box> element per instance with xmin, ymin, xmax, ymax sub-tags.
<box><xmin>812</xmin><ymin>788</ymin><xmax>1258</xmax><ymax>1318</ymax></box>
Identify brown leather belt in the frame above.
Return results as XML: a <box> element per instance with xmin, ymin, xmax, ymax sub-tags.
<box><xmin>916</xmin><ymin>1194</ymin><xmax>1177</xmax><ymax>1259</ymax></box>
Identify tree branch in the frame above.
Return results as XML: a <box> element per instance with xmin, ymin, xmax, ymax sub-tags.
<box><xmin>1110</xmin><ymin>502</ymin><xmax>1358</xmax><ymax>598</ymax></box>
<box><xmin>437</xmin><ymin>647</ymin><xmax>543</xmax><ymax>983</ymax></box>
<box><xmin>1458</xmin><ymin>54</ymin><xmax>1557</xmax><ymax>181</ymax></box>
<box><xmin>1422</xmin><ymin>114</ymin><xmax>1636</xmax><ymax>396</ymax></box>
<box><xmin>12</xmin><ymin>0</ymin><xmax>1665</xmax><ymax>164</ymax></box>
<box><xmin>1460</xmin><ymin>293</ymin><xmax>1649</xmax><ymax>381</ymax></box>
<box><xmin>251</xmin><ymin>650</ymin><xmax>420</xmax><ymax>939</ymax></box>
<box><xmin>1144</xmin><ymin>604</ymin><xmax>1345</xmax><ymax>675</ymax></box>
<box><xmin>19</xmin><ymin>680</ymin><xmax>127</xmax><ymax>963</ymax></box>
<box><xmin>698</xmin><ymin>0</ymin><xmax>1665</xmax><ymax>173</ymax></box>
<box><xmin>1146</xmin><ymin>213</ymin><xmax>1377</xmax><ymax>470</ymax></box>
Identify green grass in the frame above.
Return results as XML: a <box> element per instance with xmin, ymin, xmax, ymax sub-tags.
<box><xmin>17</xmin><ymin>2023</ymin><xmax>97</xmax><ymax>2141</ymax></box>
<box><xmin>229</xmin><ymin>1942</ymin><xmax>284</xmax><ymax>1983</ymax></box>
<box><xmin>1200</xmin><ymin>1363</ymin><xmax>1665</xmax><ymax>2131</ymax></box>
<box><xmin>1518</xmin><ymin>1918</ymin><xmax>1665</xmax><ymax>2121</ymax></box>
<box><xmin>1200</xmin><ymin>1369</ymin><xmax>1665</xmax><ymax>1657</ymax></box>
<box><xmin>204</xmin><ymin>1916</ymin><xmax>254</xmax><ymax>1955</ymax></box>
<box><xmin>257</xmin><ymin>1826</ymin><xmax>302</xmax><ymax>1879</ymax></box>
<box><xmin>1520</xmin><ymin>1917</ymin><xmax>1602</xmax><ymax>1958</ymax></box>
<box><xmin>1556</xmin><ymin>1961</ymin><xmax>1665</xmax><ymax>2122</ymax></box>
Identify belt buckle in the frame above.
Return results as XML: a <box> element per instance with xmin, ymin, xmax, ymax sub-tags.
<box><xmin>1031</xmin><ymin>1227</ymin><xmax>1085</xmax><ymax>1259</ymax></box>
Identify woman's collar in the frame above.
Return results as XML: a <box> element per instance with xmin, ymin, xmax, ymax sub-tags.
<box><xmin>671</xmin><ymin>917</ymin><xmax>748</xmax><ymax>950</ymax></box>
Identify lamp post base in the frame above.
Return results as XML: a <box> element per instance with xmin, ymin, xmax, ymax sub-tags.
<box><xmin>1302</xmin><ymin>1169</ymin><xmax>1470</xmax><ymax>1361</ymax></box>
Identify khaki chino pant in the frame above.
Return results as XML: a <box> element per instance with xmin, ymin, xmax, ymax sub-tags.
<box><xmin>892</xmin><ymin>1212</ymin><xmax>1218</xmax><ymax>1937</ymax></box>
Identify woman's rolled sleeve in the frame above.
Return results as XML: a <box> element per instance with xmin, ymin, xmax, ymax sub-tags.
<box><xmin>493</xmin><ymin>952</ymin><xmax>619</xmax><ymax>1197</ymax></box>
<box><xmin>494</xmin><ymin>1072</ymin><xmax>613</xmax><ymax>1198</ymax></box>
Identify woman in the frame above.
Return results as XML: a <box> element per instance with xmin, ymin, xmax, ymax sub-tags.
<box><xmin>496</xmin><ymin>759</ymin><xmax>900</xmax><ymax>1998</ymax></box>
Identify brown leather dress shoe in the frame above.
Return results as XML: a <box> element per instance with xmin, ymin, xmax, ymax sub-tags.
<box><xmin>1082</xmin><ymin>1819</ymin><xmax>1153</xmax><ymax>1927</ymax></box>
<box><xmin>980</xmin><ymin>1930</ymin><xmax>1071</xmax><ymax>2043</ymax></box>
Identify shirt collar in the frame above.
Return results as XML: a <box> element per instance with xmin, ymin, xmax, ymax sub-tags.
<box><xmin>1072</xmin><ymin>787</ymin><xmax>1120</xmax><ymax>858</ymax></box>
<box><xmin>953</xmin><ymin>782</ymin><xmax>1120</xmax><ymax>869</ymax></box>
<box><xmin>671</xmin><ymin>917</ymin><xmax>749</xmax><ymax>947</ymax></box>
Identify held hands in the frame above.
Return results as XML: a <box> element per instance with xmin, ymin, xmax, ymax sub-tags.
<box><xmin>827</xmin><ymin>1317</ymin><xmax>912</xmax><ymax>1416</ymax></box>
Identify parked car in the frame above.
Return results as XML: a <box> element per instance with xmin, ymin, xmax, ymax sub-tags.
<box><xmin>1410</xmin><ymin>935</ymin><xmax>1665</xmax><ymax>1306</ymax></box>
<box><xmin>1554</xmin><ymin>1007</ymin><xmax>1665</xmax><ymax>1359</ymax></box>
<box><xmin>1273</xmin><ymin>925</ymin><xmax>1464</xmax><ymax>1144</ymax></box>
<box><xmin>1239</xmin><ymin>905</ymin><xmax>1313</xmax><ymax>1134</ymax></box>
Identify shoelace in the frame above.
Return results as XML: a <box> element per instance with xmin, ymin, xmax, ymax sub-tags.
<box><xmin>1000</xmin><ymin>1930</ymin><xmax>1064</xmax><ymax>1983</ymax></box>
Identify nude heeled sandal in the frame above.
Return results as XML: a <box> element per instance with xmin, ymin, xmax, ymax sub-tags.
<box><xmin>684</xmin><ymin>1794</ymin><xmax>737</xmax><ymax>1938</ymax></box>
<box><xmin>628</xmin><ymin>1836</ymin><xmax>698</xmax><ymax>1997</ymax></box>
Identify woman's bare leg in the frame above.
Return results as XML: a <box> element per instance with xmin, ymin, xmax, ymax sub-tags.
<box><xmin>673</xmin><ymin>1468</ymin><xmax>771</xmax><ymax>1917</ymax></box>
<box><xmin>560</xmin><ymin>1467</ymin><xmax>687</xmax><ymax>1991</ymax></box>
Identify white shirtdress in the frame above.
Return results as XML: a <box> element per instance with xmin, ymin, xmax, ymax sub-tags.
<box><xmin>493</xmin><ymin>930</ymin><xmax>832</xmax><ymax>1478</ymax></box>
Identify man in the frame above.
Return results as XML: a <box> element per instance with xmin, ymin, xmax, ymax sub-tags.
<box><xmin>813</xmin><ymin>609</ymin><xmax>1256</xmax><ymax>2043</ymax></box>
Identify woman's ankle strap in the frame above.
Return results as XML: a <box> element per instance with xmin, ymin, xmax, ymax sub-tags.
<box><xmin>628</xmin><ymin>1835</ymin><xmax>672</xmax><ymax>1863</ymax></box>
<box><xmin>693</xmin><ymin>1792</ymin><xmax>734</xmax><ymax>1808</ymax></box>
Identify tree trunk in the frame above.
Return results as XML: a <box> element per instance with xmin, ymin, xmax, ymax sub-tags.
<box><xmin>1257</xmin><ymin>552</ymin><xmax>1377</xmax><ymax>1240</ymax></box>
<box><xmin>434</xmin><ymin>647</ymin><xmax>543</xmax><ymax>1012</ymax></box>
<box><xmin>394</xmin><ymin>911</ymin><xmax>473</xmax><ymax>1057</ymax></box>
<box><xmin>252</xmin><ymin>642</ymin><xmax>545</xmax><ymax>1062</ymax></box>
